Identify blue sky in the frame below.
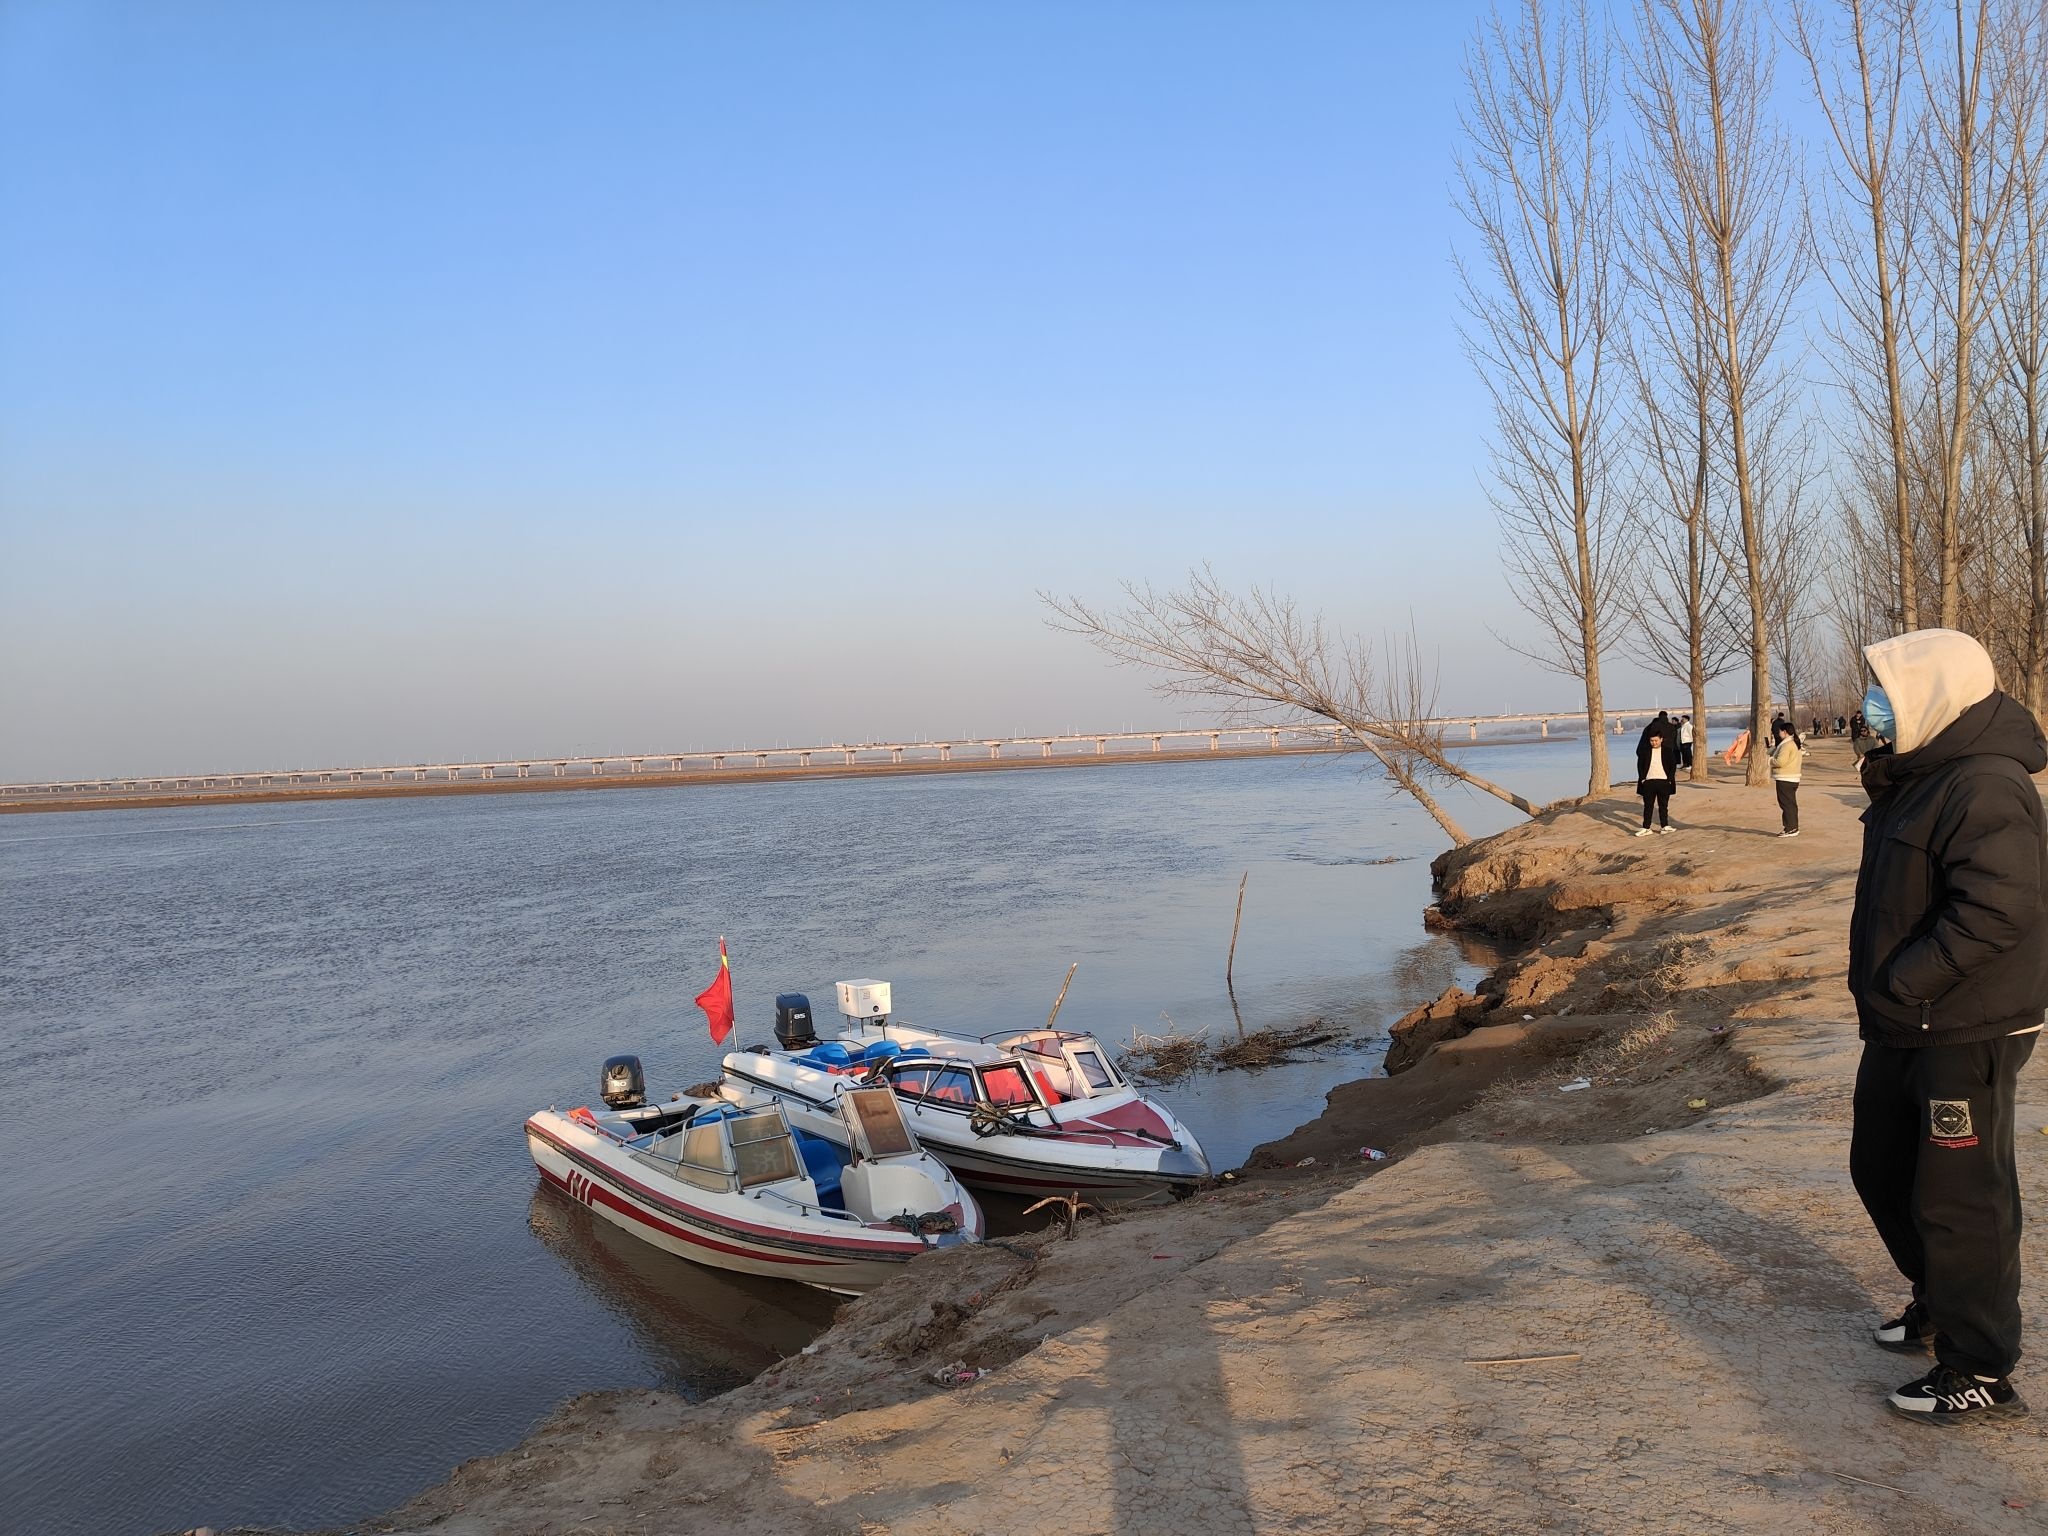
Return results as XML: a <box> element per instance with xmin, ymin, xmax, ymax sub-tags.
<box><xmin>0</xmin><ymin>1</ymin><xmax>1686</xmax><ymax>780</ymax></box>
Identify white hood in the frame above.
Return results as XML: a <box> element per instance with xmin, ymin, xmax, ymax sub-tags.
<box><xmin>1864</xmin><ymin>628</ymin><xmax>1998</xmax><ymax>754</ymax></box>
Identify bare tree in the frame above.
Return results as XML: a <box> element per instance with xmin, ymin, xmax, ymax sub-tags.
<box><xmin>1793</xmin><ymin>0</ymin><xmax>1926</xmax><ymax>629</ymax></box>
<box><xmin>1632</xmin><ymin>0</ymin><xmax>1808</xmax><ymax>787</ymax></box>
<box><xmin>1043</xmin><ymin>572</ymin><xmax>1544</xmax><ymax>847</ymax></box>
<box><xmin>1984</xmin><ymin>0</ymin><xmax>2048</xmax><ymax>716</ymax></box>
<box><xmin>1454</xmin><ymin>0</ymin><xmax>1622</xmax><ymax>800</ymax></box>
<box><xmin>1754</xmin><ymin>400</ymin><xmax>1828</xmax><ymax>716</ymax></box>
<box><xmin>1621</xmin><ymin>80</ymin><xmax>1750</xmax><ymax>779</ymax></box>
<box><xmin>1914</xmin><ymin>0</ymin><xmax>2021</xmax><ymax>625</ymax></box>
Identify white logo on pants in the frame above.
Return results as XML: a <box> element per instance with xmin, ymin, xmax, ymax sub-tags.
<box><xmin>1929</xmin><ymin>1099</ymin><xmax>1975</xmax><ymax>1140</ymax></box>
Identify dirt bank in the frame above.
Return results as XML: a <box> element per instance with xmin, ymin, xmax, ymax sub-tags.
<box><xmin>274</xmin><ymin>743</ymin><xmax>2047</xmax><ymax>1536</ymax></box>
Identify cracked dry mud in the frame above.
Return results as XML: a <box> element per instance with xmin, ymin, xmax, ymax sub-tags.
<box><xmin>338</xmin><ymin>743</ymin><xmax>2048</xmax><ymax>1536</ymax></box>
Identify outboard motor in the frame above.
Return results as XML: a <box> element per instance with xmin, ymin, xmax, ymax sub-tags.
<box><xmin>600</xmin><ymin>1054</ymin><xmax>646</xmax><ymax>1109</ymax></box>
<box><xmin>775</xmin><ymin>993</ymin><xmax>817</xmax><ymax>1050</ymax></box>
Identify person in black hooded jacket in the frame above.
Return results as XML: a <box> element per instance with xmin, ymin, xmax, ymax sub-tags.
<box><xmin>1633</xmin><ymin>716</ymin><xmax>1679</xmax><ymax>835</ymax></box>
<box><xmin>1847</xmin><ymin>628</ymin><xmax>2048</xmax><ymax>1424</ymax></box>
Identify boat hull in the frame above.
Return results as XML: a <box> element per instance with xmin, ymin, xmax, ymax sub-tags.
<box><xmin>524</xmin><ymin>1116</ymin><xmax>956</xmax><ymax>1294</ymax></box>
<box><xmin>719</xmin><ymin>1058</ymin><xmax>1208</xmax><ymax>1205</ymax></box>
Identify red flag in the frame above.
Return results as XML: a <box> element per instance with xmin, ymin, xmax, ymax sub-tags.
<box><xmin>694</xmin><ymin>937</ymin><xmax>735</xmax><ymax>1044</ymax></box>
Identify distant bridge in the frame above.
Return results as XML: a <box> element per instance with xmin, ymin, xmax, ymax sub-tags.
<box><xmin>0</xmin><ymin>707</ymin><xmax>1752</xmax><ymax>809</ymax></box>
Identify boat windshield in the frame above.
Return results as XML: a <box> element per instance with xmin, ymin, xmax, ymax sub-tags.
<box><xmin>890</xmin><ymin>1063</ymin><xmax>976</xmax><ymax>1104</ymax></box>
<box><xmin>979</xmin><ymin>1061</ymin><xmax>1040</xmax><ymax>1108</ymax></box>
<box><xmin>1069</xmin><ymin>1046</ymin><xmax>1120</xmax><ymax>1092</ymax></box>
<box><xmin>729</xmin><ymin>1111</ymin><xmax>802</xmax><ymax>1189</ymax></box>
<box><xmin>842</xmin><ymin>1087</ymin><xmax>916</xmax><ymax>1158</ymax></box>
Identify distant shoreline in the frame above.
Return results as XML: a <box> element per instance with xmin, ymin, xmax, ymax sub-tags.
<box><xmin>0</xmin><ymin>732</ymin><xmax>1598</xmax><ymax>816</ymax></box>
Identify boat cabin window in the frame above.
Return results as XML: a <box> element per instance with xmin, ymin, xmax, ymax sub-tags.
<box><xmin>728</xmin><ymin>1111</ymin><xmax>801</xmax><ymax>1189</ymax></box>
<box><xmin>890</xmin><ymin>1063</ymin><xmax>976</xmax><ymax>1104</ymax></box>
<box><xmin>843</xmin><ymin>1087</ymin><xmax>916</xmax><ymax>1158</ymax></box>
<box><xmin>979</xmin><ymin>1061</ymin><xmax>1039</xmax><ymax>1108</ymax></box>
<box><xmin>637</xmin><ymin>1118</ymin><xmax>731</xmax><ymax>1192</ymax></box>
<box><xmin>1071</xmin><ymin>1049</ymin><xmax>1119</xmax><ymax>1092</ymax></box>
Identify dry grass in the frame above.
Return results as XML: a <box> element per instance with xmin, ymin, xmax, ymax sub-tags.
<box><xmin>1600</xmin><ymin>936</ymin><xmax>1708</xmax><ymax>1009</ymax></box>
<box><xmin>1122</xmin><ymin>1021</ymin><xmax>1343</xmax><ymax>1080</ymax></box>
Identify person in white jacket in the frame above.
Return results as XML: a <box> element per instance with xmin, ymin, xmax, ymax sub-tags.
<box><xmin>1769</xmin><ymin>722</ymin><xmax>1803</xmax><ymax>836</ymax></box>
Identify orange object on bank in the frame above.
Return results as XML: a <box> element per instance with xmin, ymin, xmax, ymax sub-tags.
<box><xmin>1724</xmin><ymin>730</ymin><xmax>1751</xmax><ymax>765</ymax></box>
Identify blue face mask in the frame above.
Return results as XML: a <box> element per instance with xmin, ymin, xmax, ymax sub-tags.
<box><xmin>1863</xmin><ymin>682</ymin><xmax>1895</xmax><ymax>740</ymax></box>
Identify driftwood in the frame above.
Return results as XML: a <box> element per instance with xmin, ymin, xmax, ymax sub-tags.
<box><xmin>1226</xmin><ymin>871</ymin><xmax>1248</xmax><ymax>1038</ymax></box>
<box><xmin>1022</xmin><ymin>1191</ymin><xmax>1113</xmax><ymax>1241</ymax></box>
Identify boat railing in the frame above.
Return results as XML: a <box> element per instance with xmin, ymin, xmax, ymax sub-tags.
<box><xmin>747</xmin><ymin>1183</ymin><xmax>883</xmax><ymax>1226</ymax></box>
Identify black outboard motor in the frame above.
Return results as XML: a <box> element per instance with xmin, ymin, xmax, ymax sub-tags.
<box><xmin>600</xmin><ymin>1054</ymin><xmax>646</xmax><ymax>1109</ymax></box>
<box><xmin>775</xmin><ymin>993</ymin><xmax>817</xmax><ymax>1050</ymax></box>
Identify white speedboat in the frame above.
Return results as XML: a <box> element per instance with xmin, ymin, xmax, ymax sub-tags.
<box><xmin>525</xmin><ymin>1054</ymin><xmax>981</xmax><ymax>1295</ymax></box>
<box><xmin>719</xmin><ymin>982</ymin><xmax>1211</xmax><ymax>1204</ymax></box>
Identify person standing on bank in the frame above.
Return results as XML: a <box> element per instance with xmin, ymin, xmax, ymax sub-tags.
<box><xmin>1769</xmin><ymin>720</ymin><xmax>1803</xmax><ymax>836</ymax></box>
<box><xmin>1849</xmin><ymin>627</ymin><xmax>2048</xmax><ymax>1424</ymax></box>
<box><xmin>1678</xmin><ymin>713</ymin><xmax>1694</xmax><ymax>770</ymax></box>
<box><xmin>1634</xmin><ymin>721</ymin><xmax>1679</xmax><ymax>836</ymax></box>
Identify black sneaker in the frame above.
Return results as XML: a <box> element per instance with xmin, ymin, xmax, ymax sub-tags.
<box><xmin>1874</xmin><ymin>1301</ymin><xmax>1935</xmax><ymax>1352</ymax></box>
<box><xmin>1887</xmin><ymin>1364</ymin><xmax>2027</xmax><ymax>1425</ymax></box>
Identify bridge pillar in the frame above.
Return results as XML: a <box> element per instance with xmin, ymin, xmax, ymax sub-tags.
<box><xmin>516</xmin><ymin>764</ymin><xmax>529</xmax><ymax>778</ymax></box>
<box><xmin>413</xmin><ymin>769</ymin><xmax>426</xmax><ymax>781</ymax></box>
<box><xmin>892</xmin><ymin>747</ymin><xmax>904</xmax><ymax>764</ymax></box>
<box><xmin>798</xmin><ymin>751</ymin><xmax>811</xmax><ymax>768</ymax></box>
<box><xmin>1614</xmin><ymin>718</ymin><xmax>1625</xmax><ymax>735</ymax></box>
<box><xmin>554</xmin><ymin>762</ymin><xmax>566</xmax><ymax>777</ymax></box>
<box><xmin>939</xmin><ymin>743</ymin><xmax>952</xmax><ymax>762</ymax></box>
<box><xmin>1151</xmin><ymin>736</ymin><xmax>1162</xmax><ymax>753</ymax></box>
<box><xmin>1269</xmin><ymin>730</ymin><xmax>1280</xmax><ymax>749</ymax></box>
<box><xmin>1208</xmin><ymin>733</ymin><xmax>1220</xmax><ymax>751</ymax></box>
<box><xmin>1042</xmin><ymin>741</ymin><xmax>1053</xmax><ymax>758</ymax></box>
<box><xmin>630</xmin><ymin>759</ymin><xmax>644</xmax><ymax>774</ymax></box>
<box><xmin>755</xmin><ymin>754</ymin><xmax>768</xmax><ymax>768</ymax></box>
<box><xmin>988</xmin><ymin>741</ymin><xmax>1001</xmax><ymax>760</ymax></box>
<box><xmin>481</xmin><ymin>766</ymin><xmax>494</xmax><ymax>780</ymax></box>
<box><xmin>447</xmin><ymin>767</ymin><xmax>459</xmax><ymax>780</ymax></box>
<box><xmin>1470</xmin><ymin>723</ymin><xmax>1478</xmax><ymax>740</ymax></box>
<box><xmin>1541</xmin><ymin>720</ymin><xmax>1549</xmax><ymax>737</ymax></box>
<box><xmin>844</xmin><ymin>750</ymin><xmax>857</xmax><ymax>765</ymax></box>
<box><xmin>1096</xmin><ymin>737</ymin><xmax>1106</xmax><ymax>756</ymax></box>
<box><xmin>712</xmin><ymin>756</ymin><xmax>725</xmax><ymax>770</ymax></box>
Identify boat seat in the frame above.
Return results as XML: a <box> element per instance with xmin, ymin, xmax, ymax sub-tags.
<box><xmin>793</xmin><ymin>1131</ymin><xmax>846</xmax><ymax>1210</ymax></box>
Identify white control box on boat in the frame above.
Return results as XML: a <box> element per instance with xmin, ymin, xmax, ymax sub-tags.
<box><xmin>836</xmin><ymin>979</ymin><xmax>893</xmax><ymax>1020</ymax></box>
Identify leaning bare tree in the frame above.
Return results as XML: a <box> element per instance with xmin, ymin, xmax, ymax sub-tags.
<box><xmin>1632</xmin><ymin>0</ymin><xmax>1808</xmax><ymax>788</ymax></box>
<box><xmin>1043</xmin><ymin>572</ymin><xmax>1543</xmax><ymax>847</ymax></box>
<box><xmin>1455</xmin><ymin>0</ymin><xmax>1622</xmax><ymax>800</ymax></box>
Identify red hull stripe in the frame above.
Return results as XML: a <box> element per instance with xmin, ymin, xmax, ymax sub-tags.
<box><xmin>526</xmin><ymin>1119</ymin><xmax>913</xmax><ymax>1259</ymax></box>
<box><xmin>958</xmin><ymin>1165</ymin><xmax>1174</xmax><ymax>1193</ymax></box>
<box><xmin>538</xmin><ymin>1166</ymin><xmax>849</xmax><ymax>1269</ymax></box>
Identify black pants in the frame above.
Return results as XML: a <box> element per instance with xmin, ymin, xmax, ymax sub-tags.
<box><xmin>1679</xmin><ymin>743</ymin><xmax>1693</xmax><ymax>769</ymax></box>
<box><xmin>1850</xmin><ymin>1033</ymin><xmax>2036</xmax><ymax>1376</ymax></box>
<box><xmin>1775</xmin><ymin>779</ymin><xmax>1798</xmax><ymax>832</ymax></box>
<box><xmin>1640</xmin><ymin>785</ymin><xmax>1671</xmax><ymax>827</ymax></box>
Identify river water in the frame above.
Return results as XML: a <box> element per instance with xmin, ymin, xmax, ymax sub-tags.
<box><xmin>0</xmin><ymin>745</ymin><xmax>1588</xmax><ymax>1536</ymax></box>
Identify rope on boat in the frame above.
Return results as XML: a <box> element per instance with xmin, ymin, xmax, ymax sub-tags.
<box><xmin>887</xmin><ymin>1211</ymin><xmax>961</xmax><ymax>1246</ymax></box>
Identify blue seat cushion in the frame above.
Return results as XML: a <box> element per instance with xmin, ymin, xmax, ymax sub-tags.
<box><xmin>793</xmin><ymin>1131</ymin><xmax>845</xmax><ymax>1208</ymax></box>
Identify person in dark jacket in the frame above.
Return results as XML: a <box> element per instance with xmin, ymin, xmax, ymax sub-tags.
<box><xmin>1848</xmin><ymin>628</ymin><xmax>2048</xmax><ymax>1424</ymax></box>
<box><xmin>1634</xmin><ymin>719</ymin><xmax>1679</xmax><ymax>835</ymax></box>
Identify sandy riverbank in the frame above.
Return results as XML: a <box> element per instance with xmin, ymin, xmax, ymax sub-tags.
<box><xmin>257</xmin><ymin>740</ymin><xmax>2046</xmax><ymax>1536</ymax></box>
